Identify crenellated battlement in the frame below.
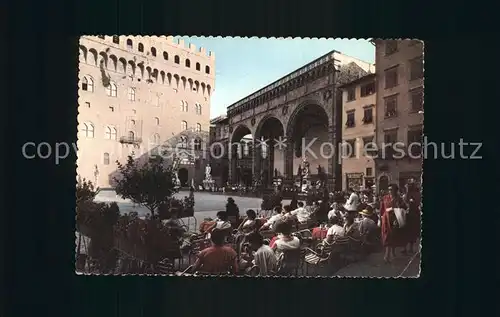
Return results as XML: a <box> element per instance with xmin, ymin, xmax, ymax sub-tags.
<box><xmin>86</xmin><ymin>35</ymin><xmax>215</xmax><ymax>61</ymax></box>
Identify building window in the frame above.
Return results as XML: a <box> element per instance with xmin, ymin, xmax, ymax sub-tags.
<box><xmin>131</xmin><ymin>109</ymin><xmax>136</xmax><ymax>114</ymax></box>
<box><xmin>106</xmin><ymin>82</ymin><xmax>117</xmax><ymax>97</ymax></box>
<box><xmin>128</xmin><ymin>87</ymin><xmax>135</xmax><ymax>101</ymax></box>
<box><xmin>205</xmin><ymin>65</ymin><xmax>210</xmax><ymax>74</ymax></box>
<box><xmin>195</xmin><ymin>103</ymin><xmax>202</xmax><ymax>115</ymax></box>
<box><xmin>185</xmin><ymin>59</ymin><xmax>191</xmax><ymax>68</ymax></box>
<box><xmin>174</xmin><ymin>55</ymin><xmax>180</xmax><ymax>64</ymax></box>
<box><xmin>410</xmin><ymin>88</ymin><xmax>424</xmax><ymax>112</ymax></box>
<box><xmin>126</xmin><ymin>39</ymin><xmax>133</xmax><ymax>49</ymax></box>
<box><xmin>181</xmin><ymin>121</ymin><xmax>188</xmax><ymax>131</ymax></box>
<box><xmin>385</xmin><ymin>40</ymin><xmax>398</xmax><ymax>55</ymax></box>
<box><xmin>151</xmin><ymin>47</ymin><xmax>156</xmax><ymax>57</ymax></box>
<box><xmin>109</xmin><ymin>106</ymin><xmax>114</xmax><ymax>112</ymax></box>
<box><xmin>363</xmin><ymin>107</ymin><xmax>373</xmax><ymax>124</ymax></box>
<box><xmin>194</xmin><ymin>139</ymin><xmax>201</xmax><ymax>151</ymax></box>
<box><xmin>407</xmin><ymin>126</ymin><xmax>423</xmax><ymax>156</ymax></box>
<box><xmin>138</xmin><ymin>43</ymin><xmax>144</xmax><ymax>52</ymax></box>
<box><xmin>362</xmin><ymin>136</ymin><xmax>374</xmax><ymax>146</ymax></box>
<box><xmin>154</xmin><ymin>117</ymin><xmax>160</xmax><ymax>125</ymax></box>
<box><xmin>345</xmin><ymin>139</ymin><xmax>356</xmax><ymax>157</ymax></box>
<box><xmin>384</xmin><ymin>129</ymin><xmax>398</xmax><ymax>145</ymax></box>
<box><xmin>360</xmin><ymin>82</ymin><xmax>376</xmax><ymax>97</ymax></box>
<box><xmin>105</xmin><ymin>126</ymin><xmax>117</xmax><ymax>140</ymax></box>
<box><xmin>384</xmin><ymin>66</ymin><xmax>398</xmax><ymax>89</ymax></box>
<box><xmin>153</xmin><ymin>133</ymin><xmax>160</xmax><ymax>145</ymax></box>
<box><xmin>410</xmin><ymin>56</ymin><xmax>424</xmax><ymax>81</ymax></box>
<box><xmin>366</xmin><ymin>167</ymin><xmax>373</xmax><ymax>176</ymax></box>
<box><xmin>82</xmin><ymin>76</ymin><xmax>94</xmax><ymax>92</ymax></box>
<box><xmin>347</xmin><ymin>88</ymin><xmax>356</xmax><ymax>101</ymax></box>
<box><xmin>384</xmin><ymin>95</ymin><xmax>398</xmax><ymax>118</ymax></box>
<box><xmin>180</xmin><ymin>100</ymin><xmax>188</xmax><ymax>112</ymax></box>
<box><xmin>103</xmin><ymin>153</ymin><xmax>110</xmax><ymax>165</ymax></box>
<box><xmin>127</xmin><ymin>131</ymin><xmax>135</xmax><ymax>140</ymax></box>
<box><xmin>345</xmin><ymin>111</ymin><xmax>355</xmax><ymax>128</ymax></box>
<box><xmin>112</xmin><ymin>36</ymin><xmax>119</xmax><ymax>44</ymax></box>
<box><xmin>196</xmin><ymin>123</ymin><xmax>201</xmax><ymax>132</ymax></box>
<box><xmin>85</xmin><ymin>102</ymin><xmax>90</xmax><ymax>108</ymax></box>
<box><xmin>163</xmin><ymin>52</ymin><xmax>168</xmax><ymax>60</ymax></box>
<box><xmin>82</xmin><ymin>122</ymin><xmax>95</xmax><ymax>138</ymax></box>
<box><xmin>196</xmin><ymin>62</ymin><xmax>201</xmax><ymax>71</ymax></box>
<box><xmin>180</xmin><ymin>136</ymin><xmax>188</xmax><ymax>148</ymax></box>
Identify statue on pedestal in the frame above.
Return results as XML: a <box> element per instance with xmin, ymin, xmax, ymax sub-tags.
<box><xmin>205</xmin><ymin>164</ymin><xmax>212</xmax><ymax>181</ymax></box>
<box><xmin>297</xmin><ymin>165</ymin><xmax>302</xmax><ymax>178</ymax></box>
<box><xmin>274</xmin><ymin>168</ymin><xmax>278</xmax><ymax>178</ymax></box>
<box><xmin>302</xmin><ymin>156</ymin><xmax>310</xmax><ymax>178</ymax></box>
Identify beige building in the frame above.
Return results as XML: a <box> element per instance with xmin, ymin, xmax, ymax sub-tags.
<box><xmin>373</xmin><ymin>39</ymin><xmax>424</xmax><ymax>191</ymax></box>
<box><xmin>339</xmin><ymin>73</ymin><xmax>377</xmax><ymax>190</ymax></box>
<box><xmin>77</xmin><ymin>35</ymin><xmax>215</xmax><ymax>188</ymax></box>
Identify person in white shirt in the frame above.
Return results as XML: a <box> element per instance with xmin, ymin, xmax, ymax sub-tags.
<box><xmin>246</xmin><ymin>232</ymin><xmax>277</xmax><ymax>275</ymax></box>
<box><xmin>206</xmin><ymin>211</ymin><xmax>232</xmax><ymax>239</ymax></box>
<box><xmin>290</xmin><ymin>201</ymin><xmax>311</xmax><ymax>223</ymax></box>
<box><xmin>344</xmin><ymin>188</ymin><xmax>360</xmax><ymax>212</ymax></box>
<box><xmin>328</xmin><ymin>202</ymin><xmax>341</xmax><ymax>220</ymax></box>
<box><xmin>272</xmin><ymin>221</ymin><xmax>301</xmax><ymax>275</ymax></box>
<box><xmin>260</xmin><ymin>206</ymin><xmax>286</xmax><ymax>231</ymax></box>
<box><xmin>324</xmin><ymin>215</ymin><xmax>345</xmax><ymax>243</ymax></box>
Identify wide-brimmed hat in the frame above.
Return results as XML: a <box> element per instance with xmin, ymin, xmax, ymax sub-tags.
<box><xmin>359</xmin><ymin>209</ymin><xmax>373</xmax><ymax>217</ymax></box>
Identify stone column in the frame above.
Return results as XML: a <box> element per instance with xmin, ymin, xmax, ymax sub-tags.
<box><xmin>284</xmin><ymin>135</ymin><xmax>294</xmax><ymax>181</ymax></box>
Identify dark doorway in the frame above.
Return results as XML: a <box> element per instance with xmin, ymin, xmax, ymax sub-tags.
<box><xmin>178</xmin><ymin>168</ymin><xmax>188</xmax><ymax>186</ymax></box>
<box><xmin>379</xmin><ymin>176</ymin><xmax>389</xmax><ymax>192</ymax></box>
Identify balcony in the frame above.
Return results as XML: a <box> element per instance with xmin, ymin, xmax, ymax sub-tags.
<box><xmin>119</xmin><ymin>136</ymin><xmax>142</xmax><ymax>145</ymax></box>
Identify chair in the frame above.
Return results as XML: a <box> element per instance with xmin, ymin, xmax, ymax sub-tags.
<box><xmin>276</xmin><ymin>248</ymin><xmax>303</xmax><ymax>276</ymax></box>
<box><xmin>304</xmin><ymin>237</ymin><xmax>349</xmax><ymax>275</ymax></box>
<box><xmin>295</xmin><ymin>229</ymin><xmax>313</xmax><ymax>247</ymax></box>
<box><xmin>155</xmin><ymin>258</ymin><xmax>175</xmax><ymax>274</ymax></box>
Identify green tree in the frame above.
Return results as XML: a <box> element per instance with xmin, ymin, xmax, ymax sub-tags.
<box><xmin>113</xmin><ymin>154</ymin><xmax>177</xmax><ymax>217</ymax></box>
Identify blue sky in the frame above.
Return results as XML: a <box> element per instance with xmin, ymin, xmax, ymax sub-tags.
<box><xmin>179</xmin><ymin>37</ymin><xmax>375</xmax><ymax>118</ymax></box>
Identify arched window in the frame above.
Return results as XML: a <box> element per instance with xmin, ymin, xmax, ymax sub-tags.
<box><xmin>195</xmin><ymin>103</ymin><xmax>202</xmax><ymax>115</ymax></box>
<box><xmin>127</xmin><ymin>131</ymin><xmax>135</xmax><ymax>140</ymax></box>
<box><xmin>174</xmin><ymin>55</ymin><xmax>180</xmax><ymax>64</ymax></box>
<box><xmin>163</xmin><ymin>51</ymin><xmax>168</xmax><ymax>60</ymax></box>
<box><xmin>185</xmin><ymin>59</ymin><xmax>191</xmax><ymax>68</ymax></box>
<box><xmin>261</xmin><ymin>142</ymin><xmax>268</xmax><ymax>159</ymax></box>
<box><xmin>130</xmin><ymin>119</ymin><xmax>136</xmax><ymax>126</ymax></box>
<box><xmin>194</xmin><ymin>138</ymin><xmax>201</xmax><ymax>151</ymax></box>
<box><xmin>138</xmin><ymin>43</ymin><xmax>144</xmax><ymax>52</ymax></box>
<box><xmin>154</xmin><ymin>117</ymin><xmax>160</xmax><ymax>125</ymax></box>
<box><xmin>196</xmin><ymin>62</ymin><xmax>201</xmax><ymax>71</ymax></box>
<box><xmin>106</xmin><ymin>82</ymin><xmax>117</xmax><ymax>97</ymax></box>
<box><xmin>205</xmin><ymin>65</ymin><xmax>210</xmax><ymax>74</ymax></box>
<box><xmin>151</xmin><ymin>47</ymin><xmax>156</xmax><ymax>57</ymax></box>
<box><xmin>180</xmin><ymin>136</ymin><xmax>188</xmax><ymax>148</ymax></box>
<box><xmin>112</xmin><ymin>36</ymin><xmax>119</xmax><ymax>44</ymax></box>
<box><xmin>82</xmin><ymin>76</ymin><xmax>94</xmax><ymax>92</ymax></box>
<box><xmin>126</xmin><ymin>39</ymin><xmax>133</xmax><ymax>49</ymax></box>
<box><xmin>103</xmin><ymin>153</ymin><xmax>110</xmax><ymax>165</ymax></box>
<box><xmin>82</xmin><ymin>122</ymin><xmax>94</xmax><ymax>138</ymax></box>
<box><xmin>180</xmin><ymin>100</ymin><xmax>188</xmax><ymax>112</ymax></box>
<box><xmin>196</xmin><ymin>123</ymin><xmax>201</xmax><ymax>132</ymax></box>
<box><xmin>153</xmin><ymin>133</ymin><xmax>160</xmax><ymax>145</ymax></box>
<box><xmin>181</xmin><ymin>121</ymin><xmax>188</xmax><ymax>131</ymax></box>
<box><xmin>128</xmin><ymin>87</ymin><xmax>135</xmax><ymax>101</ymax></box>
<box><xmin>105</xmin><ymin>126</ymin><xmax>117</xmax><ymax>140</ymax></box>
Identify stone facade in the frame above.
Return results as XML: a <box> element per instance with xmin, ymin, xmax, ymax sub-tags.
<box><xmin>213</xmin><ymin>50</ymin><xmax>375</xmax><ymax>190</ymax></box>
<box><xmin>77</xmin><ymin>35</ymin><xmax>215</xmax><ymax>188</ymax></box>
<box><xmin>373</xmin><ymin>39</ymin><xmax>424</xmax><ymax>191</ymax></box>
<box><xmin>340</xmin><ymin>73</ymin><xmax>377</xmax><ymax>190</ymax></box>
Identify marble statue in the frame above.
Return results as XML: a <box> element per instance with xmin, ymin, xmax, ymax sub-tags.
<box><xmin>302</xmin><ymin>156</ymin><xmax>310</xmax><ymax>178</ymax></box>
<box><xmin>205</xmin><ymin>164</ymin><xmax>212</xmax><ymax>180</ymax></box>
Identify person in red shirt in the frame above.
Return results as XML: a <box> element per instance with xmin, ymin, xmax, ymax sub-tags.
<box><xmin>193</xmin><ymin>229</ymin><xmax>238</xmax><ymax>274</ymax></box>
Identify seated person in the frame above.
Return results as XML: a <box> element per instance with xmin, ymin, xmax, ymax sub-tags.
<box><xmin>246</xmin><ymin>232</ymin><xmax>277</xmax><ymax>276</ymax></box>
<box><xmin>328</xmin><ymin>202</ymin><xmax>342</xmax><ymax>220</ymax></box>
<box><xmin>237</xmin><ymin>209</ymin><xmax>258</xmax><ymax>234</ymax></box>
<box><xmin>343</xmin><ymin>212</ymin><xmax>361</xmax><ymax>239</ymax></box>
<box><xmin>207</xmin><ymin>211</ymin><xmax>232</xmax><ymax>232</ymax></box>
<box><xmin>164</xmin><ymin>208</ymin><xmax>186</xmax><ymax>240</ymax></box>
<box><xmin>324</xmin><ymin>215</ymin><xmax>345</xmax><ymax>244</ymax></box>
<box><xmin>272</xmin><ymin>220</ymin><xmax>301</xmax><ymax>255</ymax></box>
<box><xmin>272</xmin><ymin>220</ymin><xmax>301</xmax><ymax>275</ymax></box>
<box><xmin>199</xmin><ymin>217</ymin><xmax>215</xmax><ymax>234</ymax></box>
<box><xmin>260</xmin><ymin>206</ymin><xmax>286</xmax><ymax>231</ymax></box>
<box><xmin>193</xmin><ymin>229</ymin><xmax>238</xmax><ymax>274</ymax></box>
<box><xmin>290</xmin><ymin>202</ymin><xmax>311</xmax><ymax>224</ymax></box>
<box><xmin>358</xmin><ymin>209</ymin><xmax>378</xmax><ymax>242</ymax></box>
